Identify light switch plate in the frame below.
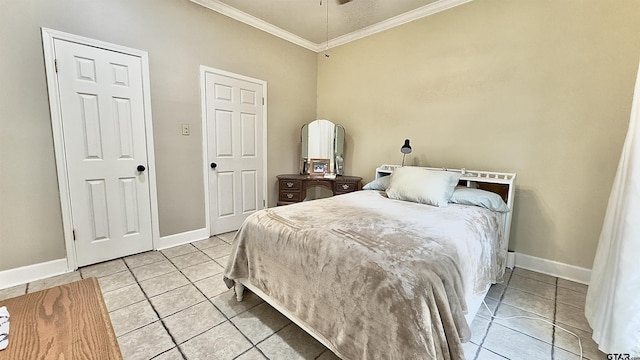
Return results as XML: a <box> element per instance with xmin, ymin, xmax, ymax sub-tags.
<box><xmin>181</xmin><ymin>124</ymin><xmax>190</xmax><ymax>136</ymax></box>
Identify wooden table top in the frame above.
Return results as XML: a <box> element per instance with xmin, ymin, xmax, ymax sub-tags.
<box><xmin>0</xmin><ymin>277</ymin><xmax>122</xmax><ymax>360</ymax></box>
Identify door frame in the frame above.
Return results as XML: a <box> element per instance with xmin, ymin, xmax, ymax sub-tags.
<box><xmin>42</xmin><ymin>28</ymin><xmax>160</xmax><ymax>270</ymax></box>
<box><xmin>200</xmin><ymin>66</ymin><xmax>268</xmax><ymax>236</ymax></box>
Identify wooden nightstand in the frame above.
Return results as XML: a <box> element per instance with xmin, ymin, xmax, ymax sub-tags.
<box><xmin>277</xmin><ymin>174</ymin><xmax>362</xmax><ymax>206</ymax></box>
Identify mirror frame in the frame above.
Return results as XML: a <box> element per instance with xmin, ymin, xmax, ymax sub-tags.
<box><xmin>300</xmin><ymin>119</ymin><xmax>345</xmax><ymax>175</ymax></box>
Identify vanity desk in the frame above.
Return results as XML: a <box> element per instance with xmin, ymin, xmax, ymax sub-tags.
<box><xmin>282</xmin><ymin>118</ymin><xmax>360</xmax><ymax>205</ymax></box>
<box><xmin>277</xmin><ymin>174</ymin><xmax>362</xmax><ymax>206</ymax></box>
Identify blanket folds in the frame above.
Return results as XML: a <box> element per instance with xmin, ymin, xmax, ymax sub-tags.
<box><xmin>225</xmin><ymin>191</ymin><xmax>505</xmax><ymax>359</ymax></box>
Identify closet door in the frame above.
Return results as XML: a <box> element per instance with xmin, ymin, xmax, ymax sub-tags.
<box><xmin>54</xmin><ymin>38</ymin><xmax>153</xmax><ymax>266</ymax></box>
<box><xmin>204</xmin><ymin>69</ymin><xmax>266</xmax><ymax>234</ymax></box>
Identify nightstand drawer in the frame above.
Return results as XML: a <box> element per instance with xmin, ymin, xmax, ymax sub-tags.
<box><xmin>334</xmin><ymin>181</ymin><xmax>358</xmax><ymax>194</ymax></box>
<box><xmin>279</xmin><ymin>180</ymin><xmax>302</xmax><ymax>191</ymax></box>
<box><xmin>279</xmin><ymin>191</ymin><xmax>302</xmax><ymax>202</ymax></box>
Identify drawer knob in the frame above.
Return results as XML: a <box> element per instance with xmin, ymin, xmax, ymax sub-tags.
<box><xmin>286</xmin><ymin>193</ymin><xmax>294</xmax><ymax>199</ymax></box>
<box><xmin>286</xmin><ymin>182</ymin><xmax>294</xmax><ymax>188</ymax></box>
<box><xmin>342</xmin><ymin>184</ymin><xmax>350</xmax><ymax>190</ymax></box>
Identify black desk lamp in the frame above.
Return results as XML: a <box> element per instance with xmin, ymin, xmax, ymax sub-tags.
<box><xmin>401</xmin><ymin>139</ymin><xmax>412</xmax><ymax>166</ymax></box>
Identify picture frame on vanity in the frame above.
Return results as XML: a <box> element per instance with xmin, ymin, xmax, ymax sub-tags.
<box><xmin>309</xmin><ymin>158</ymin><xmax>330</xmax><ymax>176</ymax></box>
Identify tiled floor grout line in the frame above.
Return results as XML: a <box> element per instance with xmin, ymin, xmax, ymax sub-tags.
<box><xmin>195</xmin><ymin>245</ymin><xmax>273</xmax><ymax>360</ymax></box>
<box><xmin>125</xmin><ymin>252</ymin><xmax>189</xmax><ymax>360</ymax></box>
<box><xmin>244</xmin><ymin>321</ymin><xmax>293</xmax><ymax>356</ymax></box>
<box><xmin>507</xmin><ymin>271</ymin><xmax>558</xmax><ymax>345</ymax></box>
<box><xmin>196</xmin><ymin>237</ymin><xmax>306</xmax><ymax>359</ymax></box>
<box><xmin>247</xmin><ymin>322</ymin><xmax>312</xmax><ymax>360</ymax></box>
<box><xmin>317</xmin><ymin>349</ymin><xmax>335</xmax><ymax>359</ymax></box>
<box><xmin>551</xmin><ymin>277</ymin><xmax>559</xmax><ymax>359</ymax></box>
<box><xmin>164</xmin><ymin>249</ymin><xmax>233</xmax><ymax>343</ymax></box>
<box><xmin>507</xmin><ymin>274</ymin><xmax>557</xmax><ymax>300</ymax></box>
<box><xmin>473</xmin><ymin>268</ymin><xmax>514</xmax><ymax>360</ymax></box>
<box><xmin>510</xmin><ymin>275</ymin><xmax>587</xmax><ymax>359</ymax></box>
<box><xmin>93</xmin><ymin>271</ymin><xmax>164</xmax><ymax>349</ymax></box>
<box><xmin>472</xmin><ymin>316</ymin><xmax>491</xmax><ymax>358</ymax></box>
<box><xmin>199</xmin><ymin>251</ymin><xmax>274</xmax><ymax>360</ymax></box>
<box><xmin>159</xmin><ymin>237</ymin><xmax>271</xmax><ymax>360</ymax></box>
<box><xmin>161</xmin><ymin>244</ymin><xmax>232</xmax><ymax>356</ymax></box>
<box><xmin>494</xmin><ymin>269</ymin><xmax>595</xmax><ymax>359</ymax></box>
<box><xmin>18</xmin><ymin>246</ymin><xmax>597</xmax><ymax>360</ymax></box>
<box><xmin>19</xmin><ymin>252</ymin><xmax>272</xmax><ymax>360</ymax></box>
<box><xmin>112</xmin><ymin>248</ymin><xmax>228</xmax><ymax>359</ymax></box>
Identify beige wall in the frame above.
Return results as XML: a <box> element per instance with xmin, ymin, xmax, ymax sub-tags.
<box><xmin>3</xmin><ymin>0</ymin><xmax>639</xmax><ymax>273</ymax></box>
<box><xmin>317</xmin><ymin>0</ymin><xmax>640</xmax><ymax>269</ymax></box>
<box><xmin>0</xmin><ymin>0</ymin><xmax>317</xmax><ymax>271</ymax></box>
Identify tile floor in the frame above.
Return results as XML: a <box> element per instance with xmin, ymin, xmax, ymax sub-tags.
<box><xmin>0</xmin><ymin>231</ymin><xmax>605</xmax><ymax>360</ymax></box>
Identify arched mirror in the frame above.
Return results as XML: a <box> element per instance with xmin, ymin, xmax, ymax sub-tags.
<box><xmin>300</xmin><ymin>119</ymin><xmax>345</xmax><ymax>175</ymax></box>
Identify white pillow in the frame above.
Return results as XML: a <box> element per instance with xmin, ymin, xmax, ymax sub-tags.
<box><xmin>362</xmin><ymin>176</ymin><xmax>391</xmax><ymax>191</ymax></box>
<box><xmin>450</xmin><ymin>186</ymin><xmax>510</xmax><ymax>212</ymax></box>
<box><xmin>386</xmin><ymin>167</ymin><xmax>461</xmax><ymax>207</ymax></box>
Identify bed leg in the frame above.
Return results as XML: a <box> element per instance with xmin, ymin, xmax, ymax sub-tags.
<box><xmin>234</xmin><ymin>282</ymin><xmax>245</xmax><ymax>301</ymax></box>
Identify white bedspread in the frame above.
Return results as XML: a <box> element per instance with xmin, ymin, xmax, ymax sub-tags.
<box><xmin>225</xmin><ymin>190</ymin><xmax>506</xmax><ymax>359</ymax></box>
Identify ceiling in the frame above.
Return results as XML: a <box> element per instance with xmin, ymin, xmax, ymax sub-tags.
<box><xmin>190</xmin><ymin>0</ymin><xmax>471</xmax><ymax>52</ymax></box>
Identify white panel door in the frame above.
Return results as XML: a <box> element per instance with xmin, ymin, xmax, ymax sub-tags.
<box><xmin>55</xmin><ymin>39</ymin><xmax>152</xmax><ymax>266</ymax></box>
<box><xmin>205</xmin><ymin>71</ymin><xmax>264</xmax><ymax>234</ymax></box>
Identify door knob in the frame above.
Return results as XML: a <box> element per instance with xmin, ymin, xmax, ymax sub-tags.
<box><xmin>210</xmin><ymin>163</ymin><xmax>217</xmax><ymax>169</ymax></box>
<box><xmin>137</xmin><ymin>165</ymin><xmax>146</xmax><ymax>172</ymax></box>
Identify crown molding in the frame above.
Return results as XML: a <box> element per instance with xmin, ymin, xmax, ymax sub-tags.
<box><xmin>319</xmin><ymin>0</ymin><xmax>473</xmax><ymax>50</ymax></box>
<box><xmin>190</xmin><ymin>0</ymin><xmax>319</xmax><ymax>51</ymax></box>
<box><xmin>191</xmin><ymin>0</ymin><xmax>472</xmax><ymax>53</ymax></box>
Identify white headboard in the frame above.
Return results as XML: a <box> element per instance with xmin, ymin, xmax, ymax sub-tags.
<box><xmin>375</xmin><ymin>164</ymin><xmax>516</xmax><ymax>253</ymax></box>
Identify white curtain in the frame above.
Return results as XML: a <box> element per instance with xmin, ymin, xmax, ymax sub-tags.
<box><xmin>585</xmin><ymin>63</ymin><xmax>640</xmax><ymax>356</ymax></box>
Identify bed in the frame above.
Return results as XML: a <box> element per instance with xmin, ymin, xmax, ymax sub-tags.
<box><xmin>224</xmin><ymin>165</ymin><xmax>515</xmax><ymax>359</ymax></box>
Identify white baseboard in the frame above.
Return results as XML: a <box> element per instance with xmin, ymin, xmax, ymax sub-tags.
<box><xmin>514</xmin><ymin>252</ymin><xmax>591</xmax><ymax>285</ymax></box>
<box><xmin>0</xmin><ymin>258</ymin><xmax>69</xmax><ymax>290</ymax></box>
<box><xmin>155</xmin><ymin>227</ymin><xmax>210</xmax><ymax>250</ymax></box>
<box><xmin>0</xmin><ymin>228</ymin><xmax>210</xmax><ymax>290</ymax></box>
